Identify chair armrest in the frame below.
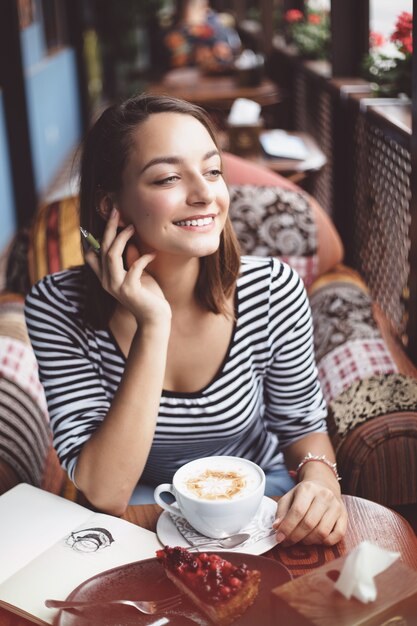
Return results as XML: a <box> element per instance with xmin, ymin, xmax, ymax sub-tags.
<box><xmin>309</xmin><ymin>266</ymin><xmax>417</xmax><ymax>507</ymax></box>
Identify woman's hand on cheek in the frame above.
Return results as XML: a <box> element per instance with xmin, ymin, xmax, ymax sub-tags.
<box><xmin>85</xmin><ymin>208</ymin><xmax>172</xmax><ymax>326</ymax></box>
<box><xmin>272</xmin><ymin>480</ymin><xmax>348</xmax><ymax>547</ymax></box>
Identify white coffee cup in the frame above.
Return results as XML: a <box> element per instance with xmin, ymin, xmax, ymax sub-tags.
<box><xmin>153</xmin><ymin>456</ymin><xmax>265</xmax><ymax>538</ymax></box>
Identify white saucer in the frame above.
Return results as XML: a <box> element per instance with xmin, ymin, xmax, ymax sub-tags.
<box><xmin>156</xmin><ymin>496</ymin><xmax>278</xmax><ymax>556</ymax></box>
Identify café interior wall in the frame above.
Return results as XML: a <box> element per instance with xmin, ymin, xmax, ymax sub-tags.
<box><xmin>0</xmin><ymin>14</ymin><xmax>82</xmax><ymax>257</ymax></box>
<box><xmin>21</xmin><ymin>16</ymin><xmax>81</xmax><ymax>192</ymax></box>
<box><xmin>0</xmin><ymin>90</ymin><xmax>16</xmax><ymax>255</ymax></box>
<box><xmin>25</xmin><ymin>47</ymin><xmax>82</xmax><ymax>194</ymax></box>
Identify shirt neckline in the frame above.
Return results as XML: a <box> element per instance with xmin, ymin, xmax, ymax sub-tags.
<box><xmin>106</xmin><ymin>289</ymin><xmax>239</xmax><ymax>399</ymax></box>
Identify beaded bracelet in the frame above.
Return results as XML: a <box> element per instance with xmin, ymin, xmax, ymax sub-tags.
<box><xmin>289</xmin><ymin>453</ymin><xmax>342</xmax><ymax>482</ymax></box>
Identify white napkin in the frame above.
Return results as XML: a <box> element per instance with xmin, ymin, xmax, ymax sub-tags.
<box><xmin>228</xmin><ymin>98</ymin><xmax>261</xmax><ymax>126</ymax></box>
<box><xmin>169</xmin><ymin>498</ymin><xmax>276</xmax><ymax>548</ymax></box>
<box><xmin>334</xmin><ymin>541</ymin><xmax>400</xmax><ymax>603</ymax></box>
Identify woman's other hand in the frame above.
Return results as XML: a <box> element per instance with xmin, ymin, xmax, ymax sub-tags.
<box><xmin>85</xmin><ymin>208</ymin><xmax>171</xmax><ymax>326</ymax></box>
<box><xmin>273</xmin><ymin>469</ymin><xmax>348</xmax><ymax>546</ymax></box>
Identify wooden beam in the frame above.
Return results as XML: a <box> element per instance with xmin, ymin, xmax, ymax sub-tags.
<box><xmin>408</xmin><ymin>0</ymin><xmax>417</xmax><ymax>362</ymax></box>
<box><xmin>331</xmin><ymin>0</ymin><xmax>369</xmax><ymax>77</ymax></box>
<box><xmin>0</xmin><ymin>0</ymin><xmax>37</xmax><ymax>228</ymax></box>
<box><xmin>259</xmin><ymin>0</ymin><xmax>274</xmax><ymax>55</ymax></box>
<box><xmin>231</xmin><ymin>0</ymin><xmax>246</xmax><ymax>23</ymax></box>
<box><xmin>65</xmin><ymin>0</ymin><xmax>89</xmax><ymax>131</ymax></box>
<box><xmin>283</xmin><ymin>0</ymin><xmax>305</xmax><ymax>13</ymax></box>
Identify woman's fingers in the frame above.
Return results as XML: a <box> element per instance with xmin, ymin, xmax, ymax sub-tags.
<box><xmin>106</xmin><ymin>224</ymin><xmax>135</xmax><ymax>259</ymax></box>
<box><xmin>273</xmin><ymin>481</ymin><xmax>346</xmax><ymax>546</ymax></box>
<box><xmin>273</xmin><ymin>487</ymin><xmax>311</xmax><ymax>542</ymax></box>
<box><xmin>284</xmin><ymin>496</ymin><xmax>332</xmax><ymax>545</ymax></box>
<box><xmin>321</xmin><ymin>507</ymin><xmax>348</xmax><ymax>546</ymax></box>
<box><xmin>100</xmin><ymin>207</ymin><xmax>121</xmax><ymax>252</ymax></box>
<box><xmin>127</xmin><ymin>252</ymin><xmax>157</xmax><ymax>282</ymax></box>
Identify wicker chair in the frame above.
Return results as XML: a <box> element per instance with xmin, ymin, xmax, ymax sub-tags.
<box><xmin>1</xmin><ymin>152</ymin><xmax>416</xmax><ymax>508</ymax></box>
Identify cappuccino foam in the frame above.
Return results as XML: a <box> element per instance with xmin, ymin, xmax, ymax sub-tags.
<box><xmin>178</xmin><ymin>459</ymin><xmax>261</xmax><ymax>501</ymax></box>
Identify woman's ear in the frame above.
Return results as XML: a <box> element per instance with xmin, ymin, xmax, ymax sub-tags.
<box><xmin>96</xmin><ymin>194</ymin><xmax>114</xmax><ymax>220</ymax></box>
<box><xmin>96</xmin><ymin>194</ymin><xmax>126</xmax><ymax>227</ymax></box>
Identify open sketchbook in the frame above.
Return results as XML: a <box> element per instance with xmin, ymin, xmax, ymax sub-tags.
<box><xmin>0</xmin><ymin>483</ymin><xmax>162</xmax><ymax>625</ymax></box>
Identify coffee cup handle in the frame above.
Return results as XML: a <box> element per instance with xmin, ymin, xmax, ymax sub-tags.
<box><xmin>153</xmin><ymin>483</ymin><xmax>180</xmax><ymax>515</ymax></box>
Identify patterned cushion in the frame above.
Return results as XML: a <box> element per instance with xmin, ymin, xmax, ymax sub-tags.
<box><xmin>229</xmin><ymin>185</ymin><xmax>318</xmax><ymax>286</ymax></box>
<box><xmin>309</xmin><ymin>268</ymin><xmax>398</xmax><ymax>404</ymax></box>
<box><xmin>328</xmin><ymin>373</ymin><xmax>417</xmax><ymax>442</ymax></box>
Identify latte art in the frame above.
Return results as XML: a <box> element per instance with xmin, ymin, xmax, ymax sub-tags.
<box><xmin>179</xmin><ymin>460</ymin><xmax>262</xmax><ymax>501</ymax></box>
<box><xmin>185</xmin><ymin>470</ymin><xmax>247</xmax><ymax>500</ymax></box>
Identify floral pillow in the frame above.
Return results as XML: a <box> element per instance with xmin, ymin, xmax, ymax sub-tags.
<box><xmin>228</xmin><ymin>185</ymin><xmax>319</xmax><ymax>287</ymax></box>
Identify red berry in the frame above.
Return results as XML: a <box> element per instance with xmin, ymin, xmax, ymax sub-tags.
<box><xmin>229</xmin><ymin>577</ymin><xmax>242</xmax><ymax>588</ymax></box>
<box><xmin>219</xmin><ymin>585</ymin><xmax>231</xmax><ymax>597</ymax></box>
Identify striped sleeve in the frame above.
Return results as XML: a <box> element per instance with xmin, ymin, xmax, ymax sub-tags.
<box><xmin>24</xmin><ymin>272</ymin><xmax>110</xmax><ymax>480</ymax></box>
<box><xmin>264</xmin><ymin>260</ymin><xmax>327</xmax><ymax>446</ymax></box>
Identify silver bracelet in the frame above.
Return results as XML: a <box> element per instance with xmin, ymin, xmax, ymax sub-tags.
<box><xmin>289</xmin><ymin>452</ymin><xmax>341</xmax><ymax>482</ymax></box>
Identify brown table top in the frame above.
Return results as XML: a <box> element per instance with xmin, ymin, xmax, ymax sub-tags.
<box><xmin>1</xmin><ymin>494</ymin><xmax>416</xmax><ymax>625</ymax></box>
<box><xmin>147</xmin><ymin>67</ymin><xmax>282</xmax><ymax>110</ymax></box>
<box><xmin>222</xmin><ymin>130</ymin><xmax>327</xmax><ymax>175</ymax></box>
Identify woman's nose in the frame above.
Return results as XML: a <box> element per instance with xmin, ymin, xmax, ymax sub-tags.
<box><xmin>187</xmin><ymin>176</ymin><xmax>215</xmax><ymax>205</ymax></box>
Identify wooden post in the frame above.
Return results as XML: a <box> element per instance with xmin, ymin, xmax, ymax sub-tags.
<box><xmin>259</xmin><ymin>0</ymin><xmax>274</xmax><ymax>55</ymax></box>
<box><xmin>0</xmin><ymin>0</ymin><xmax>37</xmax><ymax>227</ymax></box>
<box><xmin>65</xmin><ymin>0</ymin><xmax>90</xmax><ymax>132</ymax></box>
<box><xmin>408</xmin><ymin>0</ymin><xmax>417</xmax><ymax>362</ymax></box>
<box><xmin>231</xmin><ymin>0</ymin><xmax>246</xmax><ymax>23</ymax></box>
<box><xmin>331</xmin><ymin>0</ymin><xmax>369</xmax><ymax>77</ymax></box>
<box><xmin>283</xmin><ymin>0</ymin><xmax>305</xmax><ymax>13</ymax></box>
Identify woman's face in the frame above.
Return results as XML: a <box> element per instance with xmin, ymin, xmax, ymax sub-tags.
<box><xmin>117</xmin><ymin>112</ymin><xmax>230</xmax><ymax>259</ymax></box>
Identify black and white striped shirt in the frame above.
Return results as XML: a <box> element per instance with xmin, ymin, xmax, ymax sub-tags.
<box><xmin>25</xmin><ymin>256</ymin><xmax>327</xmax><ymax>484</ymax></box>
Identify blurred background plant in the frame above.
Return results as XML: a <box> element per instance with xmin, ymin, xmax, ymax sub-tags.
<box><xmin>362</xmin><ymin>11</ymin><xmax>412</xmax><ymax>97</ymax></box>
<box><xmin>283</xmin><ymin>1</ymin><xmax>330</xmax><ymax>60</ymax></box>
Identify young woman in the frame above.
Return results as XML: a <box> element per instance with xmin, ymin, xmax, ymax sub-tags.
<box><xmin>25</xmin><ymin>94</ymin><xmax>347</xmax><ymax>546</ymax></box>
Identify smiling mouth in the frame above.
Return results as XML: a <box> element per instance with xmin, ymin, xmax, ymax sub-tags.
<box><xmin>173</xmin><ymin>216</ymin><xmax>215</xmax><ymax>227</ymax></box>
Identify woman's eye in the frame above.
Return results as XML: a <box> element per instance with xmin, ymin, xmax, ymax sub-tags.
<box><xmin>154</xmin><ymin>175</ymin><xmax>179</xmax><ymax>185</ymax></box>
<box><xmin>206</xmin><ymin>169</ymin><xmax>223</xmax><ymax>178</ymax></box>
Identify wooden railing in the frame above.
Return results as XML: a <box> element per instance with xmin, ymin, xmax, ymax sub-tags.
<box><xmin>268</xmin><ymin>39</ymin><xmax>416</xmax><ymax>361</ymax></box>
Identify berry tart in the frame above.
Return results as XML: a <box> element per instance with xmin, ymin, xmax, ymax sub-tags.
<box><xmin>156</xmin><ymin>546</ymin><xmax>261</xmax><ymax>625</ymax></box>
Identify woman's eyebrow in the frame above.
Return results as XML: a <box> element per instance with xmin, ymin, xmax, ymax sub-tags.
<box><xmin>140</xmin><ymin>150</ymin><xmax>220</xmax><ymax>174</ymax></box>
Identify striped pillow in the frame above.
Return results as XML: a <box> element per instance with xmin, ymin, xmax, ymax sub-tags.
<box><xmin>28</xmin><ymin>196</ymin><xmax>83</xmax><ymax>284</ymax></box>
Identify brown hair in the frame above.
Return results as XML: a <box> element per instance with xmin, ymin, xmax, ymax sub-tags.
<box><xmin>79</xmin><ymin>93</ymin><xmax>240</xmax><ymax>327</ymax></box>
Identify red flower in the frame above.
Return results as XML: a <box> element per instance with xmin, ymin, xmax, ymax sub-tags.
<box><xmin>390</xmin><ymin>11</ymin><xmax>413</xmax><ymax>53</ymax></box>
<box><xmin>369</xmin><ymin>31</ymin><xmax>385</xmax><ymax>48</ymax></box>
<box><xmin>400</xmin><ymin>35</ymin><xmax>413</xmax><ymax>54</ymax></box>
<box><xmin>284</xmin><ymin>9</ymin><xmax>303</xmax><ymax>23</ymax></box>
<box><xmin>308</xmin><ymin>13</ymin><xmax>322</xmax><ymax>25</ymax></box>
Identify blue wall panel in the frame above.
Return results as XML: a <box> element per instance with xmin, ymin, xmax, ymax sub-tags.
<box><xmin>20</xmin><ymin>22</ymin><xmax>45</xmax><ymax>70</ymax></box>
<box><xmin>0</xmin><ymin>91</ymin><xmax>17</xmax><ymax>254</ymax></box>
<box><xmin>25</xmin><ymin>48</ymin><xmax>81</xmax><ymax>194</ymax></box>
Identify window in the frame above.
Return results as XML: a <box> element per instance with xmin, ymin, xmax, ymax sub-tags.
<box><xmin>370</xmin><ymin>0</ymin><xmax>412</xmax><ymax>39</ymax></box>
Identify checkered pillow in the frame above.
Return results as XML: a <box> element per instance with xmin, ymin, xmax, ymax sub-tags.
<box><xmin>229</xmin><ymin>185</ymin><xmax>319</xmax><ymax>286</ymax></box>
<box><xmin>309</xmin><ymin>276</ymin><xmax>398</xmax><ymax>405</ymax></box>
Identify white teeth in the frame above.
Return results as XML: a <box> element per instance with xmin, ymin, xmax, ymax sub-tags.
<box><xmin>175</xmin><ymin>217</ymin><xmax>214</xmax><ymax>227</ymax></box>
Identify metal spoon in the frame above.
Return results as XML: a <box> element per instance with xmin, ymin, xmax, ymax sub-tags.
<box><xmin>189</xmin><ymin>532</ymin><xmax>251</xmax><ymax>550</ymax></box>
